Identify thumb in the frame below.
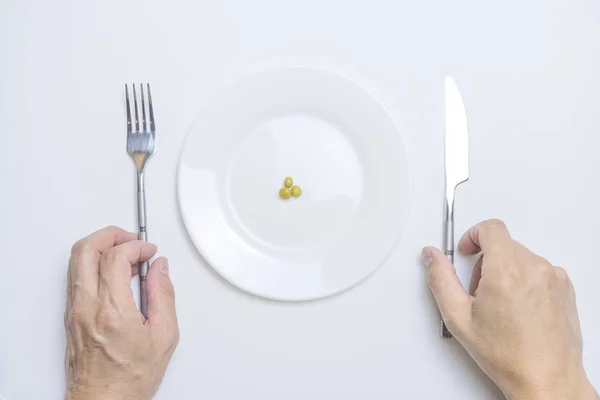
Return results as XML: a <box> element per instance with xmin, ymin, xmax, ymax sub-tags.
<box><xmin>146</xmin><ymin>257</ymin><xmax>179</xmax><ymax>344</ymax></box>
<box><xmin>422</xmin><ymin>246</ymin><xmax>472</xmax><ymax>336</ymax></box>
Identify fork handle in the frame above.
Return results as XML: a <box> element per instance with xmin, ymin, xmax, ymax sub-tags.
<box><xmin>137</xmin><ymin>171</ymin><xmax>149</xmax><ymax>317</ymax></box>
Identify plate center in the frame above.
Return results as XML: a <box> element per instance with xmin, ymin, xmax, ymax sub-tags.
<box><xmin>227</xmin><ymin>113</ymin><xmax>363</xmax><ymax>250</ymax></box>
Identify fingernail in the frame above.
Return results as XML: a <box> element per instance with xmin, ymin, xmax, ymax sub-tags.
<box><xmin>421</xmin><ymin>248</ymin><xmax>433</xmax><ymax>267</ymax></box>
<box><xmin>159</xmin><ymin>259</ymin><xmax>169</xmax><ymax>275</ymax></box>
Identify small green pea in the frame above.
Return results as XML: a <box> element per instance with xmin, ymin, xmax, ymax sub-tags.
<box><xmin>291</xmin><ymin>185</ymin><xmax>302</xmax><ymax>197</ymax></box>
<box><xmin>284</xmin><ymin>177</ymin><xmax>294</xmax><ymax>188</ymax></box>
<box><xmin>279</xmin><ymin>187</ymin><xmax>292</xmax><ymax>199</ymax></box>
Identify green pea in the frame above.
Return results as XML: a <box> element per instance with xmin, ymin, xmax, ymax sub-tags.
<box><xmin>279</xmin><ymin>187</ymin><xmax>292</xmax><ymax>199</ymax></box>
<box><xmin>284</xmin><ymin>177</ymin><xmax>294</xmax><ymax>188</ymax></box>
<box><xmin>291</xmin><ymin>185</ymin><xmax>302</xmax><ymax>197</ymax></box>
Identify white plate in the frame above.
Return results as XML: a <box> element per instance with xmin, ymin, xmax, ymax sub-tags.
<box><xmin>178</xmin><ymin>67</ymin><xmax>411</xmax><ymax>301</ymax></box>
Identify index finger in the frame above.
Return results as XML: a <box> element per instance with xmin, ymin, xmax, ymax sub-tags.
<box><xmin>69</xmin><ymin>226</ymin><xmax>137</xmax><ymax>299</ymax></box>
<box><xmin>73</xmin><ymin>226</ymin><xmax>138</xmax><ymax>255</ymax></box>
<box><xmin>458</xmin><ymin>219</ymin><xmax>512</xmax><ymax>256</ymax></box>
<box><xmin>98</xmin><ymin>240</ymin><xmax>157</xmax><ymax>301</ymax></box>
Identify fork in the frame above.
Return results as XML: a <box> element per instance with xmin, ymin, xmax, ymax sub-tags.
<box><xmin>125</xmin><ymin>83</ymin><xmax>156</xmax><ymax>317</ymax></box>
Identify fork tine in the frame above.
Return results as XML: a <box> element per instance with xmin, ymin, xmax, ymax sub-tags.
<box><xmin>140</xmin><ymin>83</ymin><xmax>147</xmax><ymax>131</ymax></box>
<box><xmin>133</xmin><ymin>84</ymin><xmax>140</xmax><ymax>132</ymax></box>
<box><xmin>147</xmin><ymin>83</ymin><xmax>155</xmax><ymax>133</ymax></box>
<box><xmin>125</xmin><ymin>84</ymin><xmax>132</xmax><ymax>133</ymax></box>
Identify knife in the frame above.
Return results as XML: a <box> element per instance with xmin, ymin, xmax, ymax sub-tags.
<box><xmin>442</xmin><ymin>77</ymin><xmax>470</xmax><ymax>338</ymax></box>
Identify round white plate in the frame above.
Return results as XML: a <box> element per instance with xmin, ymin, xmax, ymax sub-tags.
<box><xmin>178</xmin><ymin>67</ymin><xmax>411</xmax><ymax>301</ymax></box>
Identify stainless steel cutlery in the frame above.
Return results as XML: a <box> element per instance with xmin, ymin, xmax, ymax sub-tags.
<box><xmin>442</xmin><ymin>77</ymin><xmax>470</xmax><ymax>338</ymax></box>
<box><xmin>125</xmin><ymin>83</ymin><xmax>156</xmax><ymax>317</ymax></box>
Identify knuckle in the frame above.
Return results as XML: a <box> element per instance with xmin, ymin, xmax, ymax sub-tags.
<box><xmin>536</xmin><ymin>257</ymin><xmax>553</xmax><ymax>271</ymax></box>
<box><xmin>503</xmin><ymin>266</ymin><xmax>523</xmax><ymax>284</ymax></box>
<box><xmin>71</xmin><ymin>240</ymin><xmax>100</xmax><ymax>261</ymax></box>
<box><xmin>539</xmin><ymin>263</ymin><xmax>556</xmax><ymax>283</ymax></box>
<box><xmin>482</xmin><ymin>219</ymin><xmax>507</xmax><ymax>232</ymax></box>
<box><xmin>71</xmin><ymin>238</ymin><xmax>89</xmax><ymax>256</ymax></box>
<box><xmin>101</xmin><ymin>225</ymin><xmax>124</xmax><ymax>237</ymax></box>
<box><xmin>100</xmin><ymin>248</ymin><xmax>119</xmax><ymax>265</ymax></box>
<box><xmin>555</xmin><ymin>266</ymin><xmax>569</xmax><ymax>279</ymax></box>
<box><xmin>103</xmin><ymin>225</ymin><xmax>127</xmax><ymax>240</ymax></box>
<box><xmin>536</xmin><ymin>256</ymin><xmax>553</xmax><ymax>268</ymax></box>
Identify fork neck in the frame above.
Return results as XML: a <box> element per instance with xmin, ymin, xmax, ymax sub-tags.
<box><xmin>137</xmin><ymin>170</ymin><xmax>146</xmax><ymax>191</ymax></box>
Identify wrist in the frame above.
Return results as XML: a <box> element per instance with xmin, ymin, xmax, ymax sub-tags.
<box><xmin>505</xmin><ymin>374</ymin><xmax>598</xmax><ymax>400</ymax></box>
<box><xmin>67</xmin><ymin>390</ymin><xmax>136</xmax><ymax>400</ymax></box>
<box><xmin>66</xmin><ymin>381</ymin><xmax>144</xmax><ymax>400</ymax></box>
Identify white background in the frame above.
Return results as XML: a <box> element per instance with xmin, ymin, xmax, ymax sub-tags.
<box><xmin>1</xmin><ymin>0</ymin><xmax>599</xmax><ymax>399</ymax></box>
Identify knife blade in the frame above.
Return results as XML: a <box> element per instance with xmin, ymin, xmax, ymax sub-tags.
<box><xmin>442</xmin><ymin>76</ymin><xmax>470</xmax><ymax>338</ymax></box>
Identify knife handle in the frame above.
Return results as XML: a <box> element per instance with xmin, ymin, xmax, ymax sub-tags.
<box><xmin>441</xmin><ymin>194</ymin><xmax>455</xmax><ymax>339</ymax></box>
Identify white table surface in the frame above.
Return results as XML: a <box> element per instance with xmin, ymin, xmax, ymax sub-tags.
<box><xmin>1</xmin><ymin>0</ymin><xmax>599</xmax><ymax>399</ymax></box>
